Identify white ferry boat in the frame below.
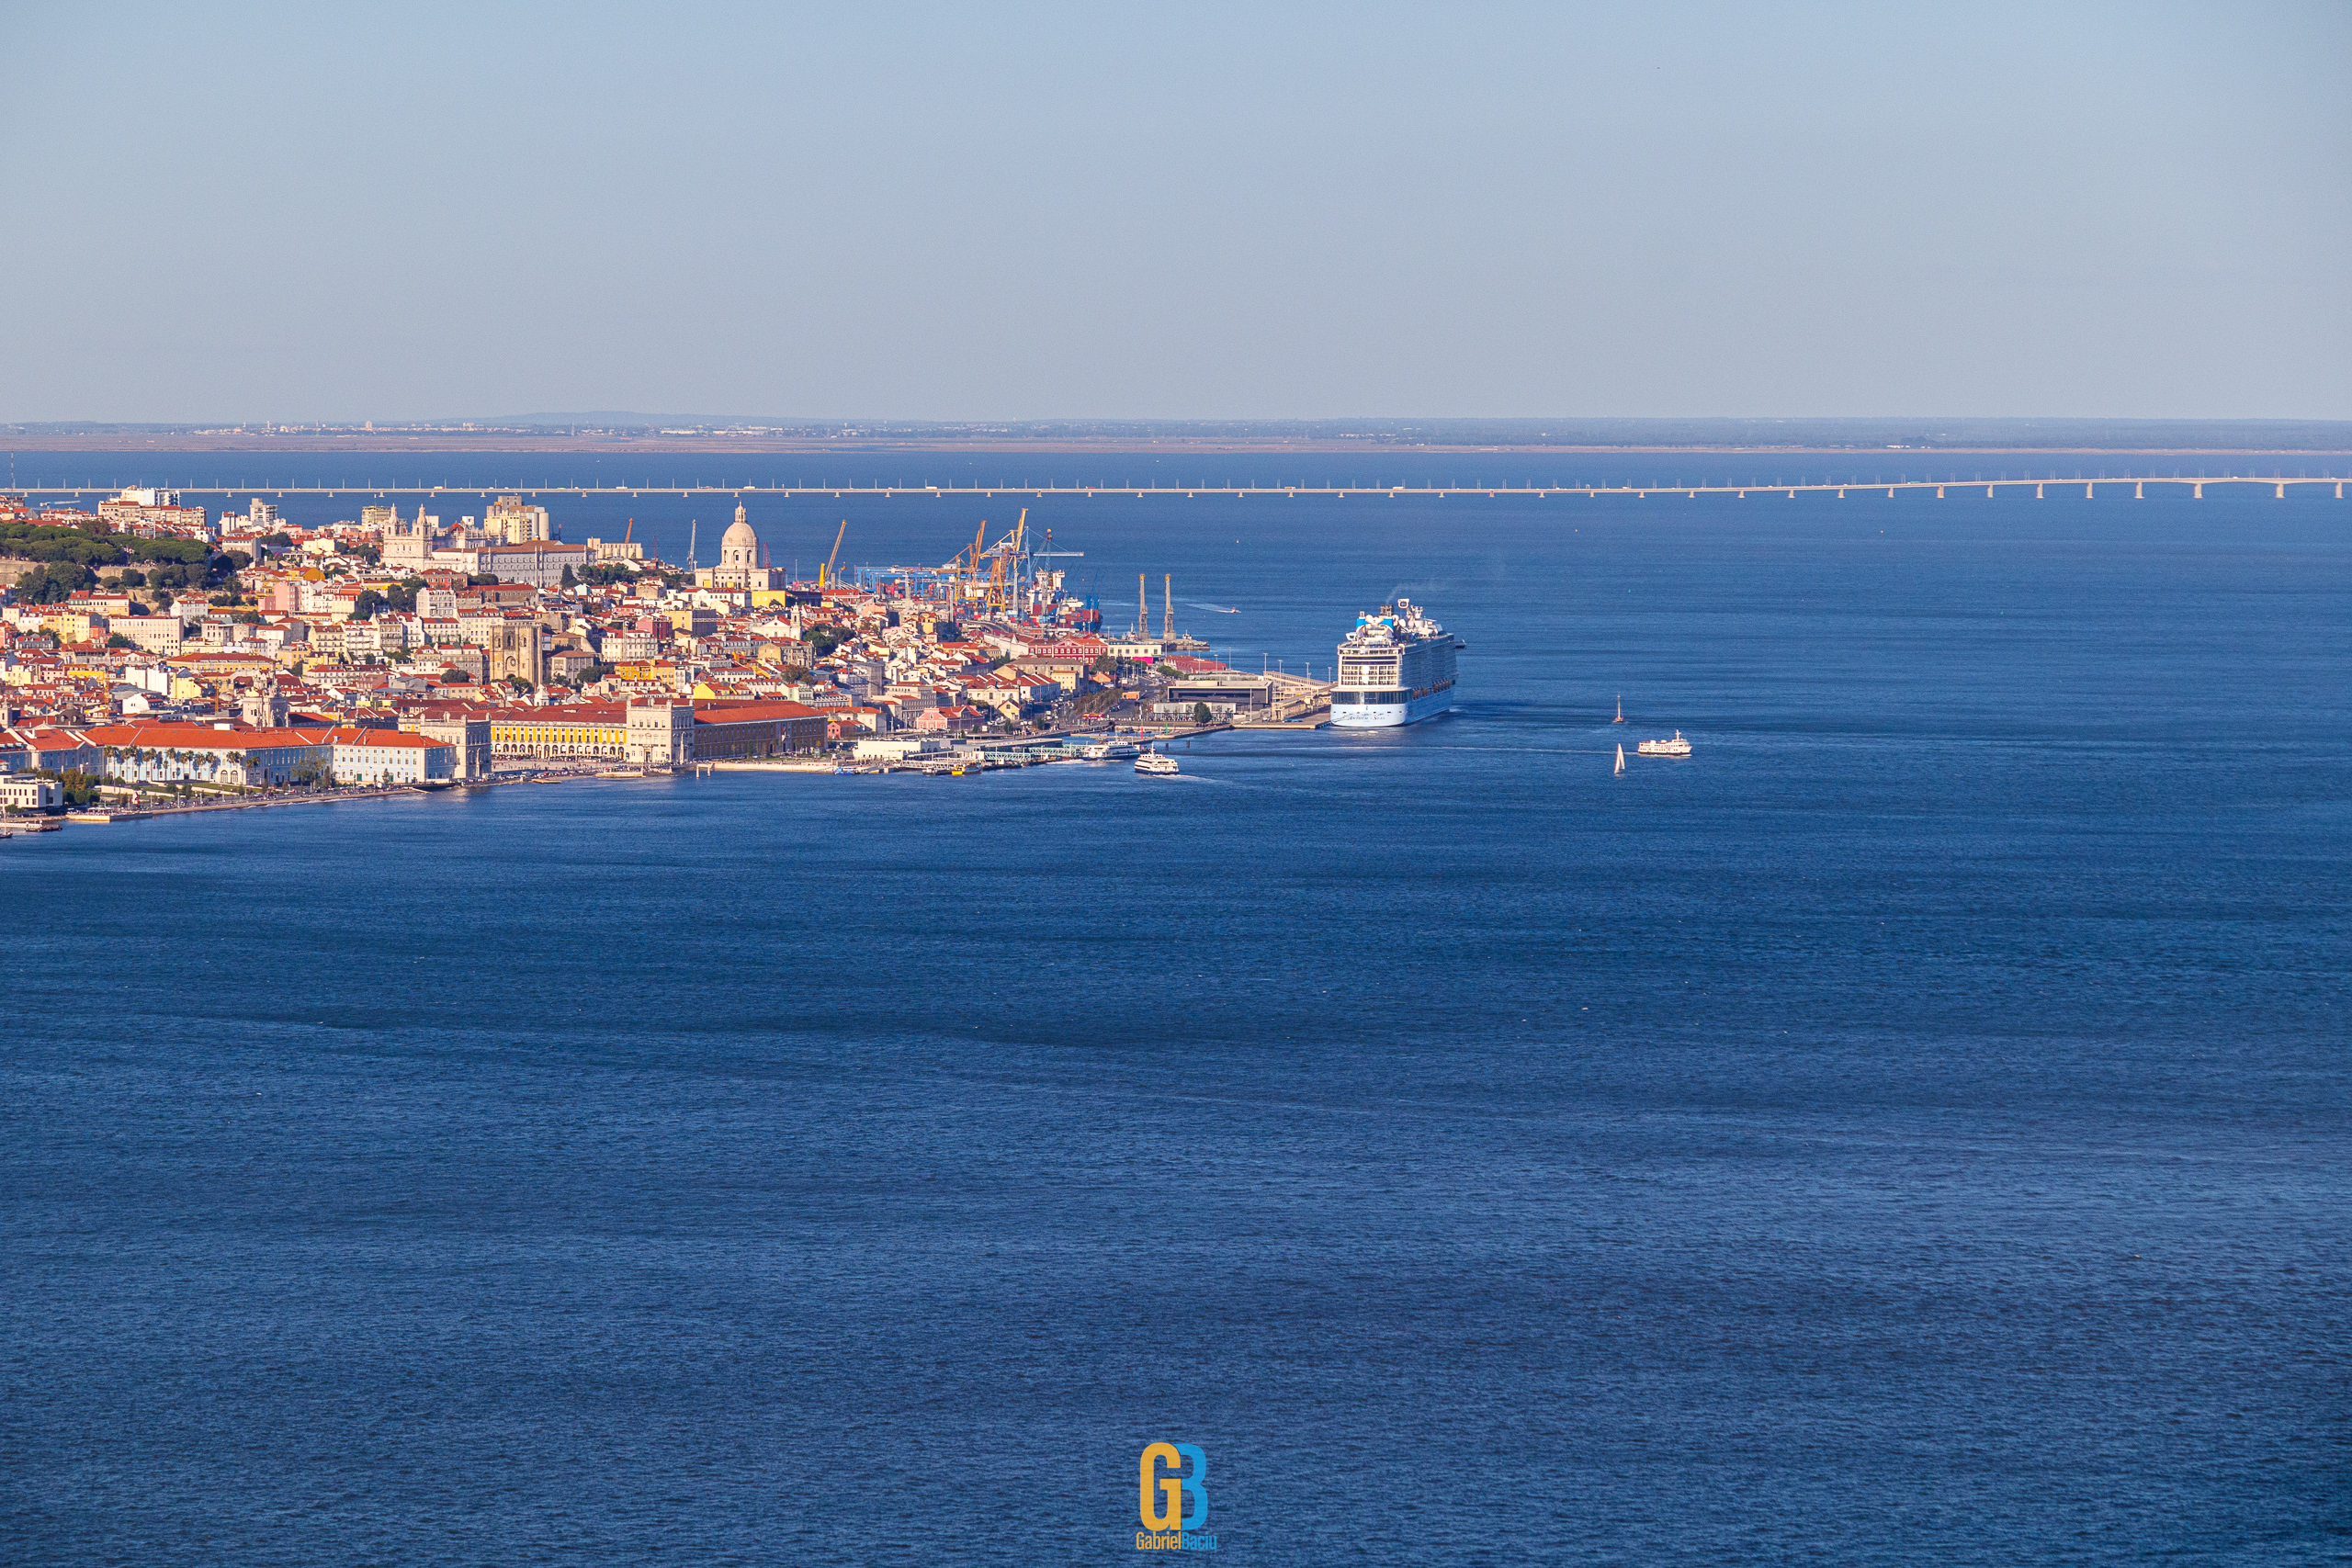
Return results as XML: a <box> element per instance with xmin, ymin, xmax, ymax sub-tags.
<box><xmin>1331</xmin><ymin>598</ymin><xmax>1461</xmax><ymax>728</ymax></box>
<box><xmin>1635</xmin><ymin>731</ymin><xmax>1692</xmax><ymax>757</ymax></box>
<box><xmin>1136</xmin><ymin>750</ymin><xmax>1180</xmax><ymax>777</ymax></box>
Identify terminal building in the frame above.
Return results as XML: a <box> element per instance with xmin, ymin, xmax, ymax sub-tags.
<box><xmin>1152</xmin><ymin>671</ymin><xmax>1274</xmax><ymax>720</ymax></box>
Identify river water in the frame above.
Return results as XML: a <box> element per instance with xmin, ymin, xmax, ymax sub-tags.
<box><xmin>4</xmin><ymin>454</ymin><xmax>2346</xmax><ymax>1563</ymax></box>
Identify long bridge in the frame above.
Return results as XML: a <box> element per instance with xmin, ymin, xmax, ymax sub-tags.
<box><xmin>9</xmin><ymin>475</ymin><xmax>2348</xmax><ymax>502</ymax></box>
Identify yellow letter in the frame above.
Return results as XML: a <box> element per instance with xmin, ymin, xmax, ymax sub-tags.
<box><xmin>1139</xmin><ymin>1442</ymin><xmax>1182</xmax><ymax>1531</ymax></box>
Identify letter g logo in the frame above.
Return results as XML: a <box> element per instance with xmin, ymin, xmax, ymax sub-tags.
<box><xmin>1138</xmin><ymin>1442</ymin><xmax>1208</xmax><ymax>1533</ymax></box>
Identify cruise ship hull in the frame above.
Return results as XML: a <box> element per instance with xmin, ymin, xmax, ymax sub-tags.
<box><xmin>1329</xmin><ymin>686</ymin><xmax>1455</xmax><ymax>728</ymax></box>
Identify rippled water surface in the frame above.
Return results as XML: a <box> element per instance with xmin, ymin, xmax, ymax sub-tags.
<box><xmin>5</xmin><ymin>458</ymin><xmax>2347</xmax><ymax>1563</ymax></box>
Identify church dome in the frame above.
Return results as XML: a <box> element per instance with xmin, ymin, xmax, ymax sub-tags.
<box><xmin>719</xmin><ymin>509</ymin><xmax>758</xmax><ymax>567</ymax></box>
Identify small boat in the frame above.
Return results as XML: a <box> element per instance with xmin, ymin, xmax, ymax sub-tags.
<box><xmin>1136</xmin><ymin>750</ymin><xmax>1180</xmax><ymax>777</ymax></box>
<box><xmin>1636</xmin><ymin>731</ymin><xmax>1692</xmax><ymax>757</ymax></box>
<box><xmin>1613</xmin><ymin>743</ymin><xmax>1625</xmax><ymax>775</ymax></box>
<box><xmin>1613</xmin><ymin>694</ymin><xmax>1625</xmax><ymax>723</ymax></box>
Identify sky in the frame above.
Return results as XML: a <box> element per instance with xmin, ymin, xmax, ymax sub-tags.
<box><xmin>2</xmin><ymin>1</ymin><xmax>2346</xmax><ymax>423</ymax></box>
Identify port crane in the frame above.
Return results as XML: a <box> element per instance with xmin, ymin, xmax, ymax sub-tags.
<box><xmin>845</xmin><ymin>511</ymin><xmax>1083</xmax><ymax>618</ymax></box>
<box><xmin>1030</xmin><ymin>525</ymin><xmax>1084</xmax><ymax>615</ymax></box>
<box><xmin>933</xmin><ymin>509</ymin><xmax>1070</xmax><ymax>615</ymax></box>
<box><xmin>820</xmin><ymin>520</ymin><xmax>848</xmax><ymax>588</ymax></box>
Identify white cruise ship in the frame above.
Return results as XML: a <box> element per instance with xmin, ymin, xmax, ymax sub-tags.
<box><xmin>1330</xmin><ymin>598</ymin><xmax>1461</xmax><ymax>728</ymax></box>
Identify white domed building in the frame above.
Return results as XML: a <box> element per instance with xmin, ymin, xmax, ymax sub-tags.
<box><xmin>695</xmin><ymin>504</ymin><xmax>781</xmax><ymax>592</ymax></box>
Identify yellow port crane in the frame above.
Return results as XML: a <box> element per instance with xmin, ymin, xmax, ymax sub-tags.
<box><xmin>820</xmin><ymin>520</ymin><xmax>847</xmax><ymax>588</ymax></box>
<box><xmin>933</xmin><ymin>509</ymin><xmax>1032</xmax><ymax>615</ymax></box>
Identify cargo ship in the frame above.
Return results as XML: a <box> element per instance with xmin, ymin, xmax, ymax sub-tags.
<box><xmin>1330</xmin><ymin>598</ymin><xmax>1460</xmax><ymax>728</ymax></box>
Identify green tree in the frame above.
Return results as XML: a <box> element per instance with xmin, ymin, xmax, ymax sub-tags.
<box><xmin>129</xmin><ymin>538</ymin><xmax>207</xmax><ymax>567</ymax></box>
<box><xmin>351</xmin><ymin>589</ymin><xmax>383</xmax><ymax>621</ymax></box>
<box><xmin>0</xmin><ymin>521</ymin><xmax>124</xmax><ymax>568</ymax></box>
<box><xmin>106</xmin><ymin>633</ymin><xmax>133</xmax><ymax>649</ymax></box>
<box><xmin>13</xmin><ymin>562</ymin><xmax>95</xmax><ymax>604</ymax></box>
<box><xmin>559</xmin><ymin>563</ymin><xmax>578</xmax><ymax>587</ymax></box>
<box><xmin>1193</xmin><ymin>702</ymin><xmax>1212</xmax><ymax>725</ymax></box>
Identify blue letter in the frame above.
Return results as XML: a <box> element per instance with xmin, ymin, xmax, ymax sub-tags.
<box><xmin>1174</xmin><ymin>1444</ymin><xmax>1208</xmax><ymax>1531</ymax></box>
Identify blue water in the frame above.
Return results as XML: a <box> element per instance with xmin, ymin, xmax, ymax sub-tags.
<box><xmin>5</xmin><ymin>459</ymin><xmax>2348</xmax><ymax>1563</ymax></box>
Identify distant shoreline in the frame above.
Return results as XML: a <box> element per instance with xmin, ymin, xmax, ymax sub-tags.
<box><xmin>6</xmin><ymin>436</ymin><xmax>2350</xmax><ymax>457</ymax></box>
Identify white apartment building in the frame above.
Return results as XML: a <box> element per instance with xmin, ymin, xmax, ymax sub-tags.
<box><xmin>0</xmin><ymin>775</ymin><xmax>62</xmax><ymax>810</ymax></box>
<box><xmin>484</xmin><ymin>495</ymin><xmax>553</xmax><ymax>544</ymax></box>
<box><xmin>113</xmin><ymin>616</ymin><xmax>186</xmax><ymax>656</ymax></box>
<box><xmin>325</xmin><ymin>728</ymin><xmax>457</xmax><ymax>785</ymax></box>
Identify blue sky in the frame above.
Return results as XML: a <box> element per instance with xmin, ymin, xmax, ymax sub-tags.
<box><xmin>3</xmin><ymin>1</ymin><xmax>2346</xmax><ymax>421</ymax></box>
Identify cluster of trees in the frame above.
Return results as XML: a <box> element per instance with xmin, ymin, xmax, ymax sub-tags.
<box><xmin>11</xmin><ymin>562</ymin><xmax>98</xmax><ymax>604</ymax></box>
<box><xmin>344</xmin><ymin>577</ymin><xmax>434</xmax><ymax>621</ymax></box>
<box><xmin>50</xmin><ymin>768</ymin><xmax>106</xmax><ymax>807</ymax></box>
<box><xmin>0</xmin><ymin>521</ymin><xmax>126</xmax><ymax>568</ymax></box>
<box><xmin>0</xmin><ymin>520</ymin><xmax>213</xmax><ymax>570</ymax></box>
<box><xmin>10</xmin><ymin>544</ymin><xmax>237</xmax><ymax>606</ymax></box>
<box><xmin>555</xmin><ymin>660</ymin><xmax>614</xmax><ymax>690</ymax></box>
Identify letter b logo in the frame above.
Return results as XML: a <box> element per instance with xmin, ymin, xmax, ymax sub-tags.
<box><xmin>1139</xmin><ymin>1442</ymin><xmax>1208</xmax><ymax>1532</ymax></box>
